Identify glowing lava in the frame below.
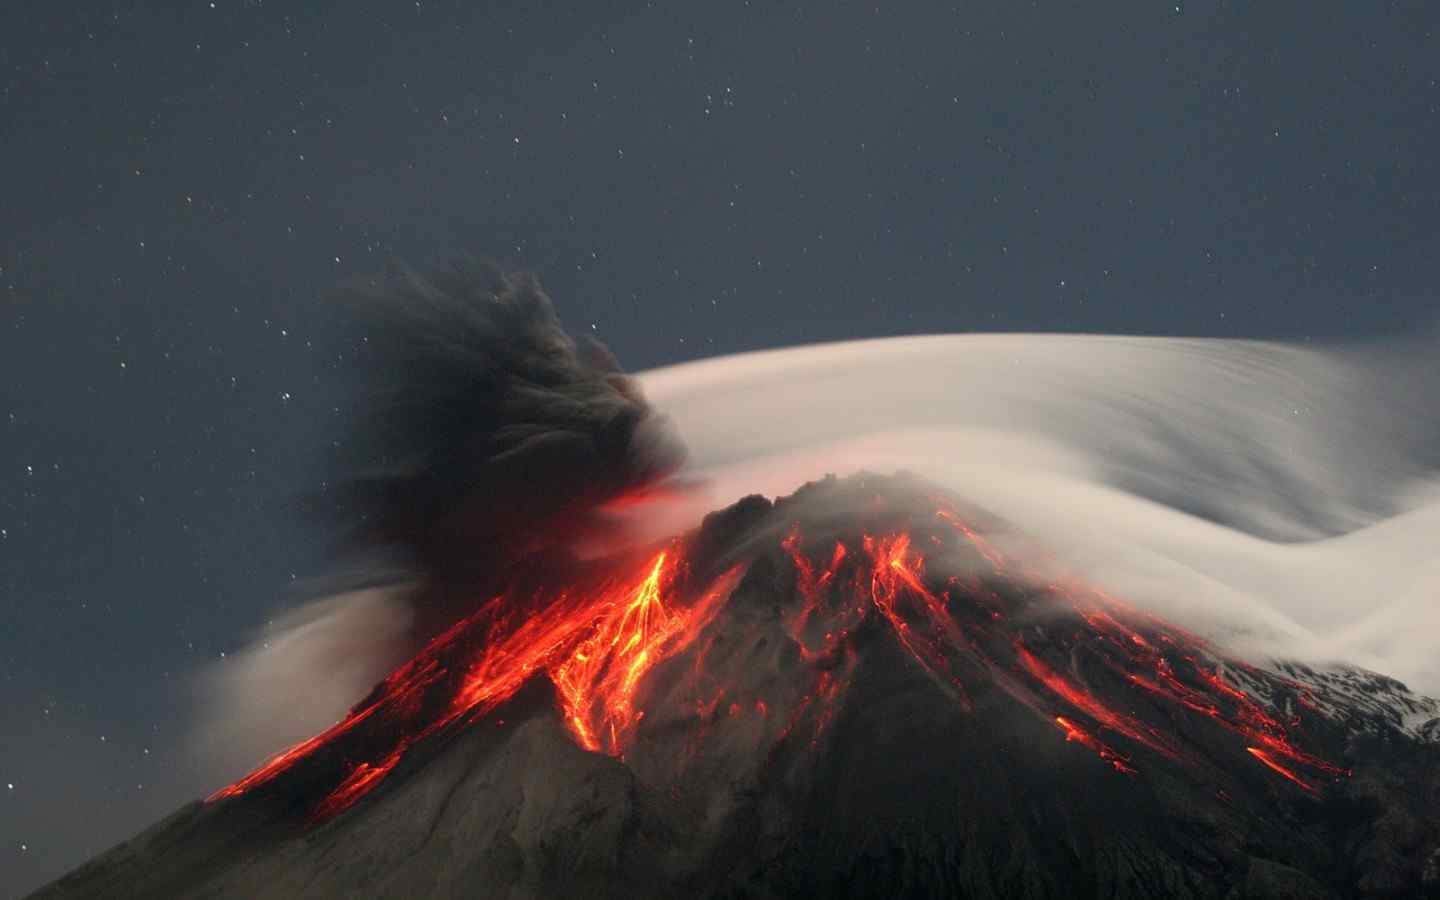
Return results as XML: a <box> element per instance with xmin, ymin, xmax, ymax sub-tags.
<box><xmin>552</xmin><ymin>552</ymin><xmax>737</xmax><ymax>754</ymax></box>
<box><xmin>1055</xmin><ymin>716</ymin><xmax>1135</xmax><ymax>774</ymax></box>
<box><xmin>1014</xmin><ymin>642</ymin><xmax>1184</xmax><ymax>763</ymax></box>
<box><xmin>210</xmin><ymin>548</ymin><xmax>740</xmax><ymax>818</ymax></box>
<box><xmin>210</xmin><ymin>492</ymin><xmax>1346</xmax><ymax>822</ymax></box>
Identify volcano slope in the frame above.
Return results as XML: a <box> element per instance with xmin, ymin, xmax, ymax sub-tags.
<box><xmin>33</xmin><ymin>473</ymin><xmax>1440</xmax><ymax>900</ymax></box>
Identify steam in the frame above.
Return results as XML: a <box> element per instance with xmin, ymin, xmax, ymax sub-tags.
<box><xmin>193</xmin><ymin>584</ymin><xmax>417</xmax><ymax>780</ymax></box>
<box><xmin>630</xmin><ymin>333</ymin><xmax>1440</xmax><ymax>695</ymax></box>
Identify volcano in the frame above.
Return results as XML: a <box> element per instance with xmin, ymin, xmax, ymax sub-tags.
<box><xmin>32</xmin><ymin>473</ymin><xmax>1440</xmax><ymax>900</ymax></box>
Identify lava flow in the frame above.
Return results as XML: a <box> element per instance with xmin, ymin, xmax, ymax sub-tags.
<box><xmin>210</xmin><ymin>546</ymin><xmax>741</xmax><ymax>819</ymax></box>
<box><xmin>210</xmin><ymin>486</ymin><xmax>1347</xmax><ymax>822</ymax></box>
<box><xmin>772</xmin><ymin>500</ymin><xmax>1346</xmax><ymax>794</ymax></box>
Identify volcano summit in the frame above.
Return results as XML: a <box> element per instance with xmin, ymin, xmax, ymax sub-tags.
<box><xmin>33</xmin><ymin>473</ymin><xmax>1440</xmax><ymax>900</ymax></box>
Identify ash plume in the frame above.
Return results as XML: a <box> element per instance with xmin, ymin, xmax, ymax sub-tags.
<box><xmin>324</xmin><ymin>260</ymin><xmax>687</xmax><ymax>600</ymax></box>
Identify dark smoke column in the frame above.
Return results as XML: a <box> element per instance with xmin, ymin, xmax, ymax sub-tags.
<box><xmin>324</xmin><ymin>261</ymin><xmax>687</xmax><ymax>614</ymax></box>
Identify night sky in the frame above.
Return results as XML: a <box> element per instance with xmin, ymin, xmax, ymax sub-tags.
<box><xmin>3</xmin><ymin>1</ymin><xmax>1438</xmax><ymax>895</ymax></box>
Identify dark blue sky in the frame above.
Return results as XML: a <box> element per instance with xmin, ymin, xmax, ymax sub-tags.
<box><xmin>2</xmin><ymin>1</ymin><xmax>1437</xmax><ymax>894</ymax></box>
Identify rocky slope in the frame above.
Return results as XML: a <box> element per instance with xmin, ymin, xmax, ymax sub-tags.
<box><xmin>33</xmin><ymin>474</ymin><xmax>1440</xmax><ymax>899</ymax></box>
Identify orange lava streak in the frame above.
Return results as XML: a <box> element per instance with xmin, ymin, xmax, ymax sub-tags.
<box><xmin>553</xmin><ymin>556</ymin><xmax>740</xmax><ymax>755</ymax></box>
<box><xmin>1014</xmin><ymin>642</ymin><xmax>1183</xmax><ymax>763</ymax></box>
<box><xmin>1060</xmin><ymin>581</ymin><xmax>1346</xmax><ymax>788</ymax></box>
<box><xmin>206</xmin><ymin>614</ymin><xmax>472</xmax><ymax>803</ymax></box>
<box><xmin>784</xmin><ymin>516</ymin><xmax>1341</xmax><ymax>791</ymax></box>
<box><xmin>935</xmin><ymin>507</ymin><xmax>1006</xmax><ymax>571</ymax></box>
<box><xmin>1246</xmin><ymin>747</ymin><xmax>1316</xmax><ymax>793</ymax></box>
<box><xmin>1055</xmin><ymin>716</ymin><xmax>1136</xmax><ymax>774</ymax></box>
<box><xmin>207</xmin><ymin>729</ymin><xmax>345</xmax><ymax>803</ymax></box>
<box><xmin>777</xmin><ymin>649</ymin><xmax>857</xmax><ymax>750</ymax></box>
<box><xmin>1075</xmin><ymin>599</ymin><xmax>1348</xmax><ymax>785</ymax></box>
<box><xmin>864</xmin><ymin>534</ymin><xmax>971</xmax><ymax>707</ymax></box>
<box><xmin>211</xmin><ymin>548</ymin><xmax>740</xmax><ymax>817</ymax></box>
<box><xmin>312</xmin><ymin>746</ymin><xmax>408</xmax><ymax>819</ymax></box>
<box><xmin>782</xmin><ymin>530</ymin><xmax>850</xmax><ymax>658</ymax></box>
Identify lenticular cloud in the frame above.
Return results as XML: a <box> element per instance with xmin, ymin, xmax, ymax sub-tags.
<box><xmin>633</xmin><ymin>333</ymin><xmax>1440</xmax><ymax>695</ymax></box>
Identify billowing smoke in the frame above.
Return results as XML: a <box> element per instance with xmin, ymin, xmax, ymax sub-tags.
<box><xmin>325</xmin><ymin>261</ymin><xmax>687</xmax><ymax>597</ymax></box>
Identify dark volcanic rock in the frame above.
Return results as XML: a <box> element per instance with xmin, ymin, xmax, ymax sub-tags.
<box><xmin>32</xmin><ymin>474</ymin><xmax>1440</xmax><ymax>900</ymax></box>
<box><xmin>1235</xmin><ymin>859</ymin><xmax>1332</xmax><ymax>900</ymax></box>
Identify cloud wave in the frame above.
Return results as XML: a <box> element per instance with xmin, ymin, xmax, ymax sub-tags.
<box><xmin>633</xmin><ymin>333</ymin><xmax>1440</xmax><ymax>694</ymax></box>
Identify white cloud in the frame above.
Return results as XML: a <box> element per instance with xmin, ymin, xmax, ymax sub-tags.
<box><xmin>634</xmin><ymin>333</ymin><xmax>1440</xmax><ymax>695</ymax></box>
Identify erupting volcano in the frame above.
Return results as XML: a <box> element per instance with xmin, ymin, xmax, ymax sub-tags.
<box><xmin>30</xmin><ymin>269</ymin><xmax>1440</xmax><ymax>900</ymax></box>
<box><xmin>35</xmin><ymin>474</ymin><xmax>1440</xmax><ymax>900</ymax></box>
